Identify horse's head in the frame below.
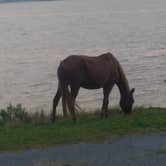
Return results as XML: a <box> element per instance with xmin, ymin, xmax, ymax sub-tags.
<box><xmin>120</xmin><ymin>88</ymin><xmax>135</xmax><ymax>114</ymax></box>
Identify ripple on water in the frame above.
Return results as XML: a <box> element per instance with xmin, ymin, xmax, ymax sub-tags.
<box><xmin>0</xmin><ymin>0</ymin><xmax>166</xmax><ymax>111</ymax></box>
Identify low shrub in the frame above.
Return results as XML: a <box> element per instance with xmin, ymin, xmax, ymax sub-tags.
<box><xmin>0</xmin><ymin>104</ymin><xmax>50</xmax><ymax>125</ymax></box>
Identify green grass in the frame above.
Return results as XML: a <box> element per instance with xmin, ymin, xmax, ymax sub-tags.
<box><xmin>0</xmin><ymin>105</ymin><xmax>166</xmax><ymax>152</ymax></box>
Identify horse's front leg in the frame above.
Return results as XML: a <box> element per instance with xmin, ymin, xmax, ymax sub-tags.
<box><xmin>101</xmin><ymin>84</ymin><xmax>114</xmax><ymax>118</ymax></box>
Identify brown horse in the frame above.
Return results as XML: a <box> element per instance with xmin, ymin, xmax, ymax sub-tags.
<box><xmin>52</xmin><ymin>52</ymin><xmax>135</xmax><ymax>122</ymax></box>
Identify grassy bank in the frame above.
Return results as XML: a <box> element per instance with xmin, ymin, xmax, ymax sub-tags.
<box><xmin>0</xmin><ymin>105</ymin><xmax>166</xmax><ymax>152</ymax></box>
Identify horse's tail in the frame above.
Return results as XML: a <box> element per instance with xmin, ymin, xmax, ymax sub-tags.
<box><xmin>58</xmin><ymin>63</ymin><xmax>76</xmax><ymax>120</ymax></box>
<box><xmin>60</xmin><ymin>82</ymin><xmax>77</xmax><ymax>120</ymax></box>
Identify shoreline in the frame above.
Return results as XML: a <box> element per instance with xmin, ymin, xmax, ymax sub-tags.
<box><xmin>0</xmin><ymin>106</ymin><xmax>166</xmax><ymax>152</ymax></box>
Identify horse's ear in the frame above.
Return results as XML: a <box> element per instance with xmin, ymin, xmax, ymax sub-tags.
<box><xmin>130</xmin><ymin>88</ymin><xmax>135</xmax><ymax>94</ymax></box>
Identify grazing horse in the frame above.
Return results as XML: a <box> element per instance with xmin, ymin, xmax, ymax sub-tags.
<box><xmin>52</xmin><ymin>52</ymin><xmax>135</xmax><ymax>122</ymax></box>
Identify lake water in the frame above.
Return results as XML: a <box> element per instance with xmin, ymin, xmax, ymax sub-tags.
<box><xmin>0</xmin><ymin>0</ymin><xmax>166</xmax><ymax>113</ymax></box>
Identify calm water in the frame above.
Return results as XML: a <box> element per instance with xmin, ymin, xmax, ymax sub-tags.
<box><xmin>0</xmin><ymin>0</ymin><xmax>166</xmax><ymax>112</ymax></box>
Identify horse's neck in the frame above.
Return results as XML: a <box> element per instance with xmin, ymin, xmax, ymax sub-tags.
<box><xmin>116</xmin><ymin>66</ymin><xmax>130</xmax><ymax>98</ymax></box>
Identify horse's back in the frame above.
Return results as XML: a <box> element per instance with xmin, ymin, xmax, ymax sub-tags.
<box><xmin>59</xmin><ymin>52</ymin><xmax>116</xmax><ymax>69</ymax></box>
<box><xmin>57</xmin><ymin>53</ymin><xmax>120</xmax><ymax>88</ymax></box>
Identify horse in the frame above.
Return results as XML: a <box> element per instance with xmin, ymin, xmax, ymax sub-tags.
<box><xmin>52</xmin><ymin>52</ymin><xmax>135</xmax><ymax>122</ymax></box>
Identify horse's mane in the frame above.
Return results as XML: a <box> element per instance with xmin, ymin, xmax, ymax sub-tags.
<box><xmin>114</xmin><ymin>57</ymin><xmax>130</xmax><ymax>93</ymax></box>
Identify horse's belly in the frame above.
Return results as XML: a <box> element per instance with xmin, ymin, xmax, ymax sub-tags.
<box><xmin>80</xmin><ymin>80</ymin><xmax>102</xmax><ymax>89</ymax></box>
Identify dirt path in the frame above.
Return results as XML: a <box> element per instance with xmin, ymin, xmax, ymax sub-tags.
<box><xmin>1</xmin><ymin>133</ymin><xmax>166</xmax><ymax>166</ymax></box>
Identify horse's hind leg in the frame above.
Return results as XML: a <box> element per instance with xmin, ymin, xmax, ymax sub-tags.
<box><xmin>52</xmin><ymin>85</ymin><xmax>61</xmax><ymax>122</ymax></box>
<box><xmin>101</xmin><ymin>84</ymin><xmax>114</xmax><ymax>118</ymax></box>
<box><xmin>61</xmin><ymin>83</ymin><xmax>79</xmax><ymax>121</ymax></box>
<box><xmin>61</xmin><ymin>83</ymin><xmax>70</xmax><ymax>119</ymax></box>
<box><xmin>61</xmin><ymin>94</ymin><xmax>68</xmax><ymax>118</ymax></box>
<box><xmin>70</xmin><ymin>85</ymin><xmax>80</xmax><ymax>121</ymax></box>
